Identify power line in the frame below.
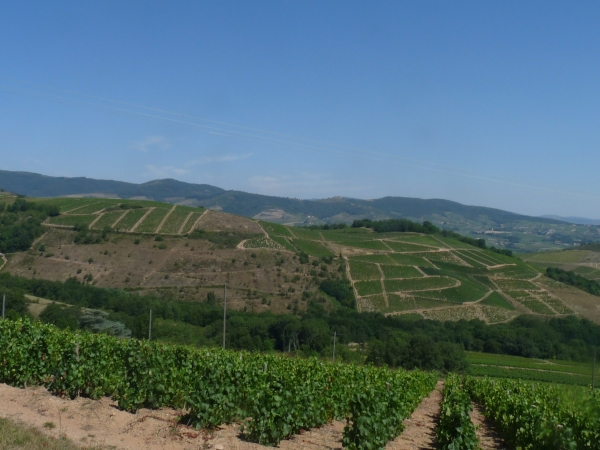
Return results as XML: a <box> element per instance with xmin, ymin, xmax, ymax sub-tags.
<box><xmin>0</xmin><ymin>78</ymin><xmax>597</xmax><ymax>200</ymax></box>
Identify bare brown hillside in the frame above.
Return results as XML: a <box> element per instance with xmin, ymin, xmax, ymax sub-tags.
<box><xmin>4</xmin><ymin>227</ymin><xmax>338</xmax><ymax>315</ymax></box>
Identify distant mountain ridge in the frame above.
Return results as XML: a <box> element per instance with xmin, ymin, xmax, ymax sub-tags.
<box><xmin>4</xmin><ymin>169</ymin><xmax>599</xmax><ymax>252</ymax></box>
<box><xmin>0</xmin><ymin>169</ymin><xmax>559</xmax><ymax>224</ymax></box>
<box><xmin>0</xmin><ymin>170</ymin><xmax>224</xmax><ymax>201</ymax></box>
<box><xmin>540</xmin><ymin>215</ymin><xmax>600</xmax><ymax>226</ymax></box>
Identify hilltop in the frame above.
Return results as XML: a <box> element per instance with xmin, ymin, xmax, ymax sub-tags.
<box><xmin>2</xmin><ymin>195</ymin><xmax>598</xmax><ymax>325</ymax></box>
<box><xmin>2</xmin><ymin>169</ymin><xmax>599</xmax><ymax>252</ymax></box>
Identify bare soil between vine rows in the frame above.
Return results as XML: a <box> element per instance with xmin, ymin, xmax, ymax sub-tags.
<box><xmin>0</xmin><ymin>381</ymin><xmax>452</xmax><ymax>450</ymax></box>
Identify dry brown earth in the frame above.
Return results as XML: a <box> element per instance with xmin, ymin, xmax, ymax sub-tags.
<box><xmin>534</xmin><ymin>277</ymin><xmax>600</xmax><ymax>323</ymax></box>
<box><xmin>469</xmin><ymin>403</ymin><xmax>506</xmax><ymax>449</ymax></box>
<box><xmin>3</xmin><ymin>227</ymin><xmax>332</xmax><ymax>315</ymax></box>
<box><xmin>0</xmin><ymin>381</ymin><xmax>445</xmax><ymax>450</ymax></box>
<box><xmin>193</xmin><ymin>211</ymin><xmax>264</xmax><ymax>234</ymax></box>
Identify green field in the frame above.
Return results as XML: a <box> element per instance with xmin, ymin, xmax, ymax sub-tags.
<box><xmin>339</xmin><ymin>240</ymin><xmax>390</xmax><ymax>251</ymax></box>
<box><xmin>453</xmin><ymin>250</ymin><xmax>490</xmax><ymax>268</ymax></box>
<box><xmin>90</xmin><ymin>210</ymin><xmax>126</xmax><ymax>229</ymax></box>
<box><xmin>134</xmin><ymin>208</ymin><xmax>172</xmax><ymax>233</ymax></box>
<box><xmin>388</xmin><ymin>235</ymin><xmax>443</xmax><ymax>247</ymax></box>
<box><xmin>414</xmin><ymin>274</ymin><xmax>489</xmax><ymax>303</ymax></box>
<box><xmin>366</xmin><ymin>294</ymin><xmax>387</xmax><ymax>310</ymax></box>
<box><xmin>59</xmin><ymin>198</ymin><xmax>104</xmax><ymax>213</ymax></box>
<box><xmin>525</xmin><ymin>250</ymin><xmax>593</xmax><ymax>264</ymax></box>
<box><xmin>380</xmin><ymin>264</ymin><xmax>422</xmax><ymax>279</ymax></box>
<box><xmin>494</xmin><ymin>279</ymin><xmax>540</xmax><ymax>291</ymax></box>
<box><xmin>382</xmin><ymin>241</ymin><xmax>434</xmax><ymax>252</ymax></box>
<box><xmin>348</xmin><ymin>260</ymin><xmax>381</xmax><ymax>281</ymax></box>
<box><xmin>259</xmin><ymin>221</ymin><xmax>294</xmax><ymax>237</ymax></box>
<box><xmin>181</xmin><ymin>211</ymin><xmax>202</xmax><ymax>234</ymax></box>
<box><xmin>116</xmin><ymin>208</ymin><xmax>149</xmax><ymax>231</ymax></box>
<box><xmin>385</xmin><ymin>276</ymin><xmax>457</xmax><ymax>292</ymax></box>
<box><xmin>349</xmin><ymin>254</ymin><xmax>395</xmax><ymax>264</ymax></box>
<box><xmin>269</xmin><ymin>234</ymin><xmax>297</xmax><ymax>252</ymax></box>
<box><xmin>411</xmin><ymin>297</ymin><xmax>454</xmax><ymax>309</ymax></box>
<box><xmin>159</xmin><ymin>207</ymin><xmax>194</xmax><ymax>234</ymax></box>
<box><xmin>354</xmin><ymin>280</ymin><xmax>383</xmax><ymax>296</ymax></box>
<box><xmin>69</xmin><ymin>200</ymin><xmax>119</xmax><ymax>215</ymax></box>
<box><xmin>386</xmin><ymin>295</ymin><xmax>418</xmax><ymax>311</ymax></box>
<box><xmin>288</xmin><ymin>227</ymin><xmax>323</xmax><ymax>240</ymax></box>
<box><xmin>488</xmin><ymin>264</ymin><xmax>539</xmax><ymax>279</ymax></box>
<box><xmin>480</xmin><ymin>291</ymin><xmax>515</xmax><ymax>310</ymax></box>
<box><xmin>291</xmin><ymin>238</ymin><xmax>334</xmax><ymax>257</ymax></box>
<box><xmin>466</xmin><ymin>351</ymin><xmax>595</xmax><ymax>386</ymax></box>
<box><xmin>385</xmin><ymin>253</ymin><xmax>436</xmax><ymax>268</ymax></box>
<box><xmin>47</xmin><ymin>214</ymin><xmax>96</xmax><ymax>227</ymax></box>
<box><xmin>320</xmin><ymin>229</ymin><xmax>375</xmax><ymax>242</ymax></box>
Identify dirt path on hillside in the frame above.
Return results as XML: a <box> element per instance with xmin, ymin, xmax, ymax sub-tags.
<box><xmin>155</xmin><ymin>205</ymin><xmax>177</xmax><ymax>233</ymax></box>
<box><xmin>469</xmin><ymin>403</ymin><xmax>506</xmax><ymax>449</ymax></box>
<box><xmin>0</xmin><ymin>380</ymin><xmax>443</xmax><ymax>450</ymax></box>
<box><xmin>178</xmin><ymin>212</ymin><xmax>195</xmax><ymax>234</ymax></box>
<box><xmin>376</xmin><ymin>263</ymin><xmax>389</xmax><ymax>307</ymax></box>
<box><xmin>129</xmin><ymin>208</ymin><xmax>155</xmax><ymax>232</ymax></box>
<box><xmin>385</xmin><ymin>380</ymin><xmax>443</xmax><ymax>449</ymax></box>
<box><xmin>0</xmin><ymin>383</ymin><xmax>206</xmax><ymax>450</ymax></box>
<box><xmin>187</xmin><ymin>209</ymin><xmax>208</xmax><ymax>233</ymax></box>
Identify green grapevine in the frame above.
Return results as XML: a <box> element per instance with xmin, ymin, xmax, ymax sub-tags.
<box><xmin>465</xmin><ymin>377</ymin><xmax>600</xmax><ymax>449</ymax></box>
<box><xmin>0</xmin><ymin>319</ymin><xmax>436</xmax><ymax>449</ymax></box>
<box><xmin>436</xmin><ymin>374</ymin><xmax>478</xmax><ymax>450</ymax></box>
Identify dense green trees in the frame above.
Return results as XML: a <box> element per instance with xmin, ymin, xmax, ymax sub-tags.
<box><xmin>1</xmin><ymin>272</ymin><xmax>599</xmax><ymax>368</ymax></box>
<box><xmin>305</xmin><ymin>223</ymin><xmax>348</xmax><ymax>230</ymax></box>
<box><xmin>0</xmin><ymin>198</ymin><xmax>59</xmax><ymax>253</ymax></box>
<box><xmin>352</xmin><ymin>218</ymin><xmax>440</xmax><ymax>234</ymax></box>
<box><xmin>188</xmin><ymin>229</ymin><xmax>260</xmax><ymax>248</ymax></box>
<box><xmin>365</xmin><ymin>334</ymin><xmax>467</xmax><ymax>372</ymax></box>
<box><xmin>352</xmin><ymin>218</ymin><xmax>514</xmax><ymax>256</ymax></box>
<box><xmin>546</xmin><ymin>267</ymin><xmax>600</xmax><ymax>296</ymax></box>
<box><xmin>319</xmin><ymin>278</ymin><xmax>354</xmax><ymax>308</ymax></box>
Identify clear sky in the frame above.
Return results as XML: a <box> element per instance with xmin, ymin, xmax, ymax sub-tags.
<box><xmin>1</xmin><ymin>1</ymin><xmax>599</xmax><ymax>217</ymax></box>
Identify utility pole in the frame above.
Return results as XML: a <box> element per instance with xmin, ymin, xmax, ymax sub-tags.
<box><xmin>148</xmin><ymin>309</ymin><xmax>152</xmax><ymax>341</ymax></box>
<box><xmin>332</xmin><ymin>331</ymin><xmax>337</xmax><ymax>362</ymax></box>
<box><xmin>593</xmin><ymin>347</ymin><xmax>596</xmax><ymax>391</ymax></box>
<box><xmin>222</xmin><ymin>283</ymin><xmax>227</xmax><ymax>349</ymax></box>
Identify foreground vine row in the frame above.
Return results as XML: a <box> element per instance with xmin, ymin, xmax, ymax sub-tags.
<box><xmin>0</xmin><ymin>319</ymin><xmax>436</xmax><ymax>448</ymax></box>
<box><xmin>437</xmin><ymin>374</ymin><xmax>478</xmax><ymax>450</ymax></box>
<box><xmin>465</xmin><ymin>377</ymin><xmax>600</xmax><ymax>450</ymax></box>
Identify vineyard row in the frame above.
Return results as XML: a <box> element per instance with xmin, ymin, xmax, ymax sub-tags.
<box><xmin>0</xmin><ymin>319</ymin><xmax>435</xmax><ymax>449</ymax></box>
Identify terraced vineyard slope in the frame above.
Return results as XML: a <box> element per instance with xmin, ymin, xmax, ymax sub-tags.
<box><xmin>2</xmin><ymin>197</ymin><xmax>597</xmax><ymax>323</ymax></box>
<box><xmin>248</xmin><ymin>223</ymin><xmax>582</xmax><ymax>323</ymax></box>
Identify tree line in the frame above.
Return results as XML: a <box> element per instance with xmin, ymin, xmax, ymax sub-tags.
<box><xmin>0</xmin><ymin>198</ymin><xmax>59</xmax><ymax>253</ymax></box>
<box><xmin>1</xmin><ymin>272</ymin><xmax>599</xmax><ymax>369</ymax></box>
<box><xmin>352</xmin><ymin>218</ymin><xmax>513</xmax><ymax>256</ymax></box>
<box><xmin>546</xmin><ymin>267</ymin><xmax>600</xmax><ymax>296</ymax></box>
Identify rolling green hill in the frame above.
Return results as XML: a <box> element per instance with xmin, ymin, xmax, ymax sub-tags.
<box><xmin>2</xmin><ymin>169</ymin><xmax>599</xmax><ymax>252</ymax></box>
<box><xmin>523</xmin><ymin>248</ymin><xmax>600</xmax><ymax>282</ymax></box>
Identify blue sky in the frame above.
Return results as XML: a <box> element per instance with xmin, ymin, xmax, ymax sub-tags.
<box><xmin>1</xmin><ymin>1</ymin><xmax>599</xmax><ymax>217</ymax></box>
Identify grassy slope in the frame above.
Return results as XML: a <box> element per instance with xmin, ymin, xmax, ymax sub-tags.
<box><xmin>252</xmin><ymin>221</ymin><xmax>585</xmax><ymax>323</ymax></box>
<box><xmin>466</xmin><ymin>351</ymin><xmax>595</xmax><ymax>386</ymax></box>
<box><xmin>0</xmin><ymin>417</ymin><xmax>97</xmax><ymax>450</ymax></box>
<box><xmin>523</xmin><ymin>248</ymin><xmax>600</xmax><ymax>281</ymax></box>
